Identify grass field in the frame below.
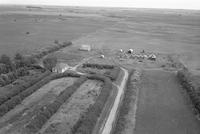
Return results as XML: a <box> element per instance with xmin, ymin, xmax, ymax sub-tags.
<box><xmin>0</xmin><ymin>6</ymin><xmax>114</xmax><ymax>57</ymax></box>
<box><xmin>134</xmin><ymin>69</ymin><xmax>200</xmax><ymax>134</ymax></box>
<box><xmin>0</xmin><ymin>6</ymin><xmax>200</xmax><ymax>71</ymax></box>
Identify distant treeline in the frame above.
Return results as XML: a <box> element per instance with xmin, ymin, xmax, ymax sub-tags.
<box><xmin>177</xmin><ymin>67</ymin><xmax>200</xmax><ymax>115</ymax></box>
<box><xmin>31</xmin><ymin>41</ymin><xmax>72</xmax><ymax>59</ymax></box>
<box><xmin>0</xmin><ymin>41</ymin><xmax>72</xmax><ymax>86</ymax></box>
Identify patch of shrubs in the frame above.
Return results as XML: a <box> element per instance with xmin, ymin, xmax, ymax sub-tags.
<box><xmin>0</xmin><ymin>67</ymin><xmax>30</xmax><ymax>87</ymax></box>
<box><xmin>82</xmin><ymin>63</ymin><xmax>114</xmax><ymax>69</ymax></box>
<box><xmin>0</xmin><ymin>63</ymin><xmax>9</xmax><ymax>74</ymax></box>
<box><xmin>72</xmin><ymin>74</ymin><xmax>113</xmax><ymax>134</ymax></box>
<box><xmin>25</xmin><ymin>76</ymin><xmax>87</xmax><ymax>133</ymax></box>
<box><xmin>177</xmin><ymin>68</ymin><xmax>200</xmax><ymax>115</ymax></box>
<box><xmin>82</xmin><ymin>63</ymin><xmax>120</xmax><ymax>81</ymax></box>
<box><xmin>0</xmin><ymin>71</ymin><xmax>51</xmax><ymax>112</ymax></box>
<box><xmin>104</xmin><ymin>66</ymin><xmax>121</xmax><ymax>81</ymax></box>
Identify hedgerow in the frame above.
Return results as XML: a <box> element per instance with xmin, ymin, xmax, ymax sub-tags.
<box><xmin>177</xmin><ymin>68</ymin><xmax>200</xmax><ymax>115</ymax></box>
<box><xmin>0</xmin><ymin>71</ymin><xmax>51</xmax><ymax>116</ymax></box>
<box><xmin>0</xmin><ymin>71</ymin><xmax>82</xmax><ymax>117</ymax></box>
<box><xmin>104</xmin><ymin>66</ymin><xmax>121</xmax><ymax>81</ymax></box>
<box><xmin>82</xmin><ymin>63</ymin><xmax>120</xmax><ymax>81</ymax></box>
<box><xmin>25</xmin><ymin>76</ymin><xmax>87</xmax><ymax>133</ymax></box>
<box><xmin>72</xmin><ymin>75</ymin><xmax>113</xmax><ymax>134</ymax></box>
<box><xmin>82</xmin><ymin>63</ymin><xmax>114</xmax><ymax>69</ymax></box>
<box><xmin>0</xmin><ymin>63</ymin><xmax>9</xmax><ymax>74</ymax></box>
<box><xmin>0</xmin><ymin>67</ymin><xmax>30</xmax><ymax>87</ymax></box>
<box><xmin>32</xmin><ymin>41</ymin><xmax>72</xmax><ymax>59</ymax></box>
<box><xmin>0</xmin><ymin>71</ymin><xmax>51</xmax><ymax>106</ymax></box>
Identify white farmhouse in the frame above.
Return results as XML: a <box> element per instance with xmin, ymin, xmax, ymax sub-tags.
<box><xmin>53</xmin><ymin>63</ymin><xmax>69</xmax><ymax>73</ymax></box>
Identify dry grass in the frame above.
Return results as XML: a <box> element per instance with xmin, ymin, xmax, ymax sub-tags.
<box><xmin>40</xmin><ymin>80</ymin><xmax>103</xmax><ymax>134</ymax></box>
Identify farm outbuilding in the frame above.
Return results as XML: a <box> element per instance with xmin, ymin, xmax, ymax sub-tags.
<box><xmin>79</xmin><ymin>45</ymin><xmax>91</xmax><ymax>51</ymax></box>
<box><xmin>148</xmin><ymin>54</ymin><xmax>157</xmax><ymax>61</ymax></box>
<box><xmin>53</xmin><ymin>63</ymin><xmax>69</xmax><ymax>73</ymax></box>
<box><xmin>127</xmin><ymin>49</ymin><xmax>133</xmax><ymax>54</ymax></box>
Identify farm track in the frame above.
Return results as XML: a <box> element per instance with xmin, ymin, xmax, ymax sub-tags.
<box><xmin>0</xmin><ymin>78</ymin><xmax>76</xmax><ymax>134</ymax></box>
<box><xmin>100</xmin><ymin>67</ymin><xmax>128</xmax><ymax>134</ymax></box>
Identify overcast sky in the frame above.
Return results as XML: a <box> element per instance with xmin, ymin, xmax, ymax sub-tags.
<box><xmin>0</xmin><ymin>0</ymin><xmax>200</xmax><ymax>10</ymax></box>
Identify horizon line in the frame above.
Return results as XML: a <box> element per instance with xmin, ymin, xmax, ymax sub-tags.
<box><xmin>1</xmin><ymin>3</ymin><xmax>200</xmax><ymax>11</ymax></box>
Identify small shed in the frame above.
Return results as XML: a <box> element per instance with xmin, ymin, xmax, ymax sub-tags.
<box><xmin>148</xmin><ymin>54</ymin><xmax>156</xmax><ymax>61</ymax></box>
<box><xmin>79</xmin><ymin>45</ymin><xmax>91</xmax><ymax>51</ymax></box>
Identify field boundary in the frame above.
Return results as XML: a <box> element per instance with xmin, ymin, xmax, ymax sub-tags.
<box><xmin>177</xmin><ymin>68</ymin><xmax>200</xmax><ymax>118</ymax></box>
<box><xmin>0</xmin><ymin>71</ymin><xmax>81</xmax><ymax>117</ymax></box>
<box><xmin>112</xmin><ymin>69</ymin><xmax>141</xmax><ymax>134</ymax></box>
<box><xmin>25</xmin><ymin>76</ymin><xmax>87</xmax><ymax>133</ymax></box>
<box><xmin>72</xmin><ymin>74</ymin><xmax>113</xmax><ymax>134</ymax></box>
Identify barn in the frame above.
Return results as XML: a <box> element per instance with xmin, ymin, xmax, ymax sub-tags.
<box><xmin>79</xmin><ymin>45</ymin><xmax>91</xmax><ymax>51</ymax></box>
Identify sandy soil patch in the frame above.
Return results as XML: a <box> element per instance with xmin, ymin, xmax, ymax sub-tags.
<box><xmin>0</xmin><ymin>77</ymin><xmax>76</xmax><ymax>134</ymax></box>
<box><xmin>39</xmin><ymin>80</ymin><xmax>103</xmax><ymax>134</ymax></box>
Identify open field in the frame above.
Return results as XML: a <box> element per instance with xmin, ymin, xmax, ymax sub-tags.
<box><xmin>134</xmin><ymin>69</ymin><xmax>200</xmax><ymax>134</ymax></box>
<box><xmin>0</xmin><ymin>5</ymin><xmax>199</xmax><ymax>71</ymax></box>
<box><xmin>0</xmin><ymin>6</ymin><xmax>114</xmax><ymax>57</ymax></box>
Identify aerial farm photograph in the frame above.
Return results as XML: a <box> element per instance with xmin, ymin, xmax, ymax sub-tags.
<box><xmin>0</xmin><ymin>0</ymin><xmax>199</xmax><ymax>134</ymax></box>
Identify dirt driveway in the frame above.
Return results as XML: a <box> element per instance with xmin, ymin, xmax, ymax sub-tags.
<box><xmin>135</xmin><ymin>69</ymin><xmax>200</xmax><ymax>134</ymax></box>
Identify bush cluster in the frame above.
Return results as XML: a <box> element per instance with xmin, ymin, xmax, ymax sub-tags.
<box><xmin>82</xmin><ymin>63</ymin><xmax>114</xmax><ymax>69</ymax></box>
<box><xmin>0</xmin><ymin>71</ymin><xmax>51</xmax><ymax>114</ymax></box>
<box><xmin>32</xmin><ymin>41</ymin><xmax>72</xmax><ymax>59</ymax></box>
<box><xmin>0</xmin><ymin>63</ymin><xmax>9</xmax><ymax>74</ymax></box>
<box><xmin>0</xmin><ymin>67</ymin><xmax>30</xmax><ymax>87</ymax></box>
<box><xmin>72</xmin><ymin>75</ymin><xmax>113</xmax><ymax>134</ymax></box>
<box><xmin>177</xmin><ymin>68</ymin><xmax>200</xmax><ymax>114</ymax></box>
<box><xmin>25</xmin><ymin>76</ymin><xmax>87</xmax><ymax>133</ymax></box>
<box><xmin>82</xmin><ymin>63</ymin><xmax>120</xmax><ymax>81</ymax></box>
<box><xmin>104</xmin><ymin>66</ymin><xmax>121</xmax><ymax>81</ymax></box>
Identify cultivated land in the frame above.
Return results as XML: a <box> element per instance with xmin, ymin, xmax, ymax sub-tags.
<box><xmin>0</xmin><ymin>5</ymin><xmax>200</xmax><ymax>134</ymax></box>
<box><xmin>135</xmin><ymin>70</ymin><xmax>200</xmax><ymax>134</ymax></box>
<box><xmin>40</xmin><ymin>80</ymin><xmax>103</xmax><ymax>134</ymax></box>
<box><xmin>0</xmin><ymin>77</ymin><xmax>77</xmax><ymax>134</ymax></box>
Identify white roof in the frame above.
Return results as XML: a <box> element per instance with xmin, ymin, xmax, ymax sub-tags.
<box><xmin>79</xmin><ymin>45</ymin><xmax>91</xmax><ymax>51</ymax></box>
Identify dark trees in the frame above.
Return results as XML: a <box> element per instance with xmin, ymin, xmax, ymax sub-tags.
<box><xmin>43</xmin><ymin>56</ymin><xmax>57</xmax><ymax>72</ymax></box>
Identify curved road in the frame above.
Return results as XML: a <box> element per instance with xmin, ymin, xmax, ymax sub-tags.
<box><xmin>101</xmin><ymin>67</ymin><xmax>128</xmax><ymax>134</ymax></box>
